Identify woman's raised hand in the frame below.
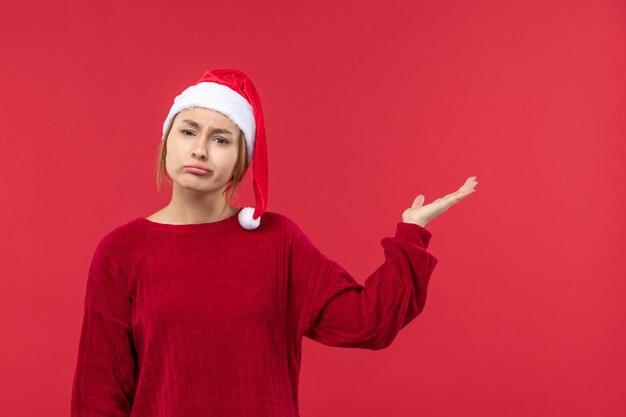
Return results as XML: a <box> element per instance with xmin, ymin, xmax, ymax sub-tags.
<box><xmin>402</xmin><ymin>176</ymin><xmax>478</xmax><ymax>228</ymax></box>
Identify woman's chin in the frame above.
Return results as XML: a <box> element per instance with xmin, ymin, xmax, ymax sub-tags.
<box><xmin>174</xmin><ymin>180</ymin><xmax>224</xmax><ymax>194</ymax></box>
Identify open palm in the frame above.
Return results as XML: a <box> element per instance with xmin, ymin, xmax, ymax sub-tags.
<box><xmin>402</xmin><ymin>176</ymin><xmax>478</xmax><ymax>227</ymax></box>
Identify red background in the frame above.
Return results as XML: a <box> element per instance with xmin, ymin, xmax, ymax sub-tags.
<box><xmin>1</xmin><ymin>0</ymin><xmax>624</xmax><ymax>416</ymax></box>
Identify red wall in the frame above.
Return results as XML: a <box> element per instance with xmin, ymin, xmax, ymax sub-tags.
<box><xmin>0</xmin><ymin>0</ymin><xmax>624</xmax><ymax>415</ymax></box>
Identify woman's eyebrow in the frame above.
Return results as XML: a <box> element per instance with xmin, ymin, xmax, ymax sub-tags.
<box><xmin>181</xmin><ymin>119</ymin><xmax>234</xmax><ymax>135</ymax></box>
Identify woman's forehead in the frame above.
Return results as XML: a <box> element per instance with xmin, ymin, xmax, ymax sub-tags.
<box><xmin>177</xmin><ymin>107</ymin><xmax>238</xmax><ymax>130</ymax></box>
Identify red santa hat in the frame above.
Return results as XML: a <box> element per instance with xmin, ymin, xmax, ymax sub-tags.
<box><xmin>161</xmin><ymin>69</ymin><xmax>268</xmax><ymax>230</ymax></box>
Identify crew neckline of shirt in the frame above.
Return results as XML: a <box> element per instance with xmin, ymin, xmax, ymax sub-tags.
<box><xmin>136</xmin><ymin>208</ymin><xmax>242</xmax><ymax>231</ymax></box>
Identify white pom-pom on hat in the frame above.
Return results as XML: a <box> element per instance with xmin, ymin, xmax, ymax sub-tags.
<box><xmin>162</xmin><ymin>69</ymin><xmax>268</xmax><ymax>230</ymax></box>
<box><xmin>238</xmin><ymin>207</ymin><xmax>261</xmax><ymax>230</ymax></box>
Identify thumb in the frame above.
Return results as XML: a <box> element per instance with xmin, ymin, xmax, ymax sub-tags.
<box><xmin>411</xmin><ymin>194</ymin><xmax>425</xmax><ymax>208</ymax></box>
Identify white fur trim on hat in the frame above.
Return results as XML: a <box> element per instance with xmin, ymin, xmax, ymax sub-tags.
<box><xmin>162</xmin><ymin>82</ymin><xmax>256</xmax><ymax>166</ymax></box>
<box><xmin>238</xmin><ymin>206</ymin><xmax>261</xmax><ymax>230</ymax></box>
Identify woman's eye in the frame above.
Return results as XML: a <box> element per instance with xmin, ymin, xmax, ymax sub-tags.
<box><xmin>180</xmin><ymin>130</ymin><xmax>228</xmax><ymax>144</ymax></box>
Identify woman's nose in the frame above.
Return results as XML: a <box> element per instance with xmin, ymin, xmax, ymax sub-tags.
<box><xmin>192</xmin><ymin>145</ymin><xmax>207</xmax><ymax>159</ymax></box>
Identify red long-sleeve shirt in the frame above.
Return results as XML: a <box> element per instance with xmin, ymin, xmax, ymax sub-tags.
<box><xmin>71</xmin><ymin>211</ymin><xmax>438</xmax><ymax>416</ymax></box>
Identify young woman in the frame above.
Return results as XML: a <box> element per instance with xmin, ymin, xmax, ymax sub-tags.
<box><xmin>71</xmin><ymin>68</ymin><xmax>478</xmax><ymax>417</ymax></box>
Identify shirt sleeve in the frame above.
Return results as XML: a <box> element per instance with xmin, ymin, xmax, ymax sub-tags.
<box><xmin>71</xmin><ymin>235</ymin><xmax>137</xmax><ymax>416</ymax></box>
<box><xmin>289</xmin><ymin>220</ymin><xmax>438</xmax><ymax>350</ymax></box>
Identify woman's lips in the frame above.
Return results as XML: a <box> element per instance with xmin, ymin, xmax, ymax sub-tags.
<box><xmin>184</xmin><ymin>166</ymin><xmax>212</xmax><ymax>175</ymax></box>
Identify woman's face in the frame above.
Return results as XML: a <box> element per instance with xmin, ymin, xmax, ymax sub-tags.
<box><xmin>165</xmin><ymin>107</ymin><xmax>240</xmax><ymax>194</ymax></box>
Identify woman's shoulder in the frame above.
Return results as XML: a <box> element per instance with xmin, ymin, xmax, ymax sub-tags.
<box><xmin>261</xmin><ymin>211</ymin><xmax>313</xmax><ymax>245</ymax></box>
<box><xmin>91</xmin><ymin>217</ymin><xmax>145</xmax><ymax>255</ymax></box>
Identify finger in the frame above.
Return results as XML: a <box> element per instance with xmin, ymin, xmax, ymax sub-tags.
<box><xmin>411</xmin><ymin>194</ymin><xmax>425</xmax><ymax>208</ymax></box>
<box><xmin>459</xmin><ymin>176</ymin><xmax>478</xmax><ymax>191</ymax></box>
<box><xmin>456</xmin><ymin>185</ymin><xmax>476</xmax><ymax>198</ymax></box>
<box><xmin>438</xmin><ymin>178</ymin><xmax>479</xmax><ymax>207</ymax></box>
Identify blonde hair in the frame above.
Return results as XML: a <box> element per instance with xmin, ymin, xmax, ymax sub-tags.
<box><xmin>154</xmin><ymin>119</ymin><xmax>249</xmax><ymax>214</ymax></box>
